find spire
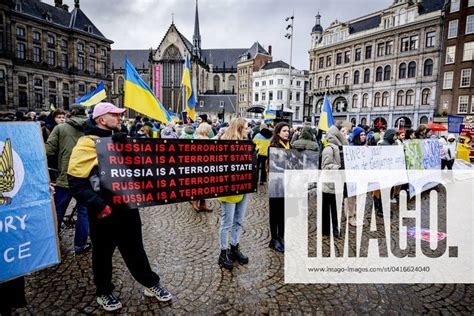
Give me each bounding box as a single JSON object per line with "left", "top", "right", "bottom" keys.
{"left": 316, "top": 12, "right": 321, "bottom": 26}
{"left": 74, "top": 0, "right": 80, "bottom": 9}
{"left": 193, "top": 0, "right": 201, "bottom": 58}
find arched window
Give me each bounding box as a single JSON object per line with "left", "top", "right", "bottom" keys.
{"left": 374, "top": 92, "right": 381, "bottom": 107}
{"left": 397, "top": 90, "right": 405, "bottom": 106}
{"left": 407, "top": 61, "right": 416, "bottom": 78}
{"left": 318, "top": 77, "right": 323, "bottom": 88}
{"left": 228, "top": 75, "right": 236, "bottom": 93}
{"left": 325, "top": 75, "right": 330, "bottom": 87}
{"left": 406, "top": 89, "right": 414, "bottom": 105}
{"left": 361, "top": 117, "right": 367, "bottom": 125}
{"left": 364, "top": 69, "right": 370, "bottom": 83}
{"left": 399, "top": 63, "right": 407, "bottom": 79}
{"left": 353, "top": 70, "right": 360, "bottom": 84}
{"left": 343, "top": 72, "right": 349, "bottom": 85}
{"left": 362, "top": 93, "right": 369, "bottom": 107}
{"left": 423, "top": 59, "right": 433, "bottom": 76}
{"left": 351, "top": 118, "right": 356, "bottom": 126}
{"left": 118, "top": 77, "right": 124, "bottom": 92}
{"left": 382, "top": 91, "right": 389, "bottom": 106}
{"left": 384, "top": 65, "right": 391, "bottom": 80}
{"left": 162, "top": 45, "right": 183, "bottom": 108}
{"left": 421, "top": 88, "right": 431, "bottom": 105}
{"left": 352, "top": 94, "right": 359, "bottom": 108}
{"left": 213, "top": 75, "right": 220, "bottom": 92}
{"left": 420, "top": 116, "right": 429, "bottom": 124}
{"left": 376, "top": 67, "right": 383, "bottom": 82}
{"left": 335, "top": 74, "right": 341, "bottom": 86}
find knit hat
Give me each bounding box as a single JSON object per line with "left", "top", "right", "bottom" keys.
{"left": 352, "top": 126, "right": 365, "bottom": 138}
{"left": 198, "top": 114, "right": 208, "bottom": 122}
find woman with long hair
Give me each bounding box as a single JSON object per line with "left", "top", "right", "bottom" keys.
{"left": 216, "top": 118, "right": 251, "bottom": 270}
{"left": 268, "top": 122, "right": 290, "bottom": 253}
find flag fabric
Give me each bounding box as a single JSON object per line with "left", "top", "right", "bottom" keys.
{"left": 170, "top": 112, "right": 180, "bottom": 122}
{"left": 124, "top": 58, "right": 170, "bottom": 123}
{"left": 263, "top": 100, "right": 276, "bottom": 123}
{"left": 318, "top": 95, "right": 335, "bottom": 132}
{"left": 181, "top": 54, "right": 197, "bottom": 121}
{"left": 75, "top": 82, "right": 107, "bottom": 107}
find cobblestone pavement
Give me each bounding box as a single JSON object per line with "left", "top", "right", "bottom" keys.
{"left": 15, "top": 185, "right": 473, "bottom": 314}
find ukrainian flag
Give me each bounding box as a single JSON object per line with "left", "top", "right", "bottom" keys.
{"left": 170, "top": 112, "right": 180, "bottom": 123}
{"left": 263, "top": 100, "right": 276, "bottom": 123}
{"left": 75, "top": 82, "right": 107, "bottom": 107}
{"left": 181, "top": 54, "right": 196, "bottom": 121}
{"left": 318, "top": 95, "right": 335, "bottom": 132}
{"left": 124, "top": 57, "right": 170, "bottom": 123}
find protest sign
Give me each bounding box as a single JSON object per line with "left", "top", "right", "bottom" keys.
{"left": 459, "top": 123, "right": 474, "bottom": 161}
{"left": 96, "top": 138, "right": 258, "bottom": 208}
{"left": 0, "top": 123, "right": 59, "bottom": 282}
{"left": 343, "top": 145, "right": 407, "bottom": 196}
{"left": 448, "top": 115, "right": 464, "bottom": 133}
{"left": 405, "top": 140, "right": 441, "bottom": 196}
{"left": 268, "top": 148, "right": 319, "bottom": 198}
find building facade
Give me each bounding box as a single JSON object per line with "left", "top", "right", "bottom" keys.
{"left": 309, "top": 0, "right": 445, "bottom": 129}
{"left": 0, "top": 0, "right": 113, "bottom": 112}
{"left": 251, "top": 60, "right": 304, "bottom": 123}
{"left": 437, "top": 0, "right": 474, "bottom": 122}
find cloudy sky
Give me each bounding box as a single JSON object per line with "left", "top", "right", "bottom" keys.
{"left": 46, "top": 0, "right": 390, "bottom": 70}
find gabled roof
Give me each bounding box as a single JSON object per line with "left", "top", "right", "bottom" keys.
{"left": 261, "top": 60, "right": 296, "bottom": 71}
{"left": 111, "top": 50, "right": 149, "bottom": 70}
{"left": 201, "top": 48, "right": 247, "bottom": 69}
{"left": 240, "top": 42, "right": 270, "bottom": 59}
{"left": 197, "top": 95, "right": 236, "bottom": 113}
{"left": 15, "top": 0, "right": 111, "bottom": 42}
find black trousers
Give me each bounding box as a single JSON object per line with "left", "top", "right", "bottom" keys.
{"left": 441, "top": 159, "right": 454, "bottom": 170}
{"left": 88, "top": 208, "right": 160, "bottom": 296}
{"left": 257, "top": 155, "right": 268, "bottom": 183}
{"left": 269, "top": 197, "right": 285, "bottom": 241}
{"left": 322, "top": 193, "right": 339, "bottom": 236}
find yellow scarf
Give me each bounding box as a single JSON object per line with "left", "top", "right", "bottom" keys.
{"left": 279, "top": 140, "right": 290, "bottom": 149}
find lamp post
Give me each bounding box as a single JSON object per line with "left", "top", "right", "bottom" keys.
{"left": 285, "top": 14, "right": 294, "bottom": 120}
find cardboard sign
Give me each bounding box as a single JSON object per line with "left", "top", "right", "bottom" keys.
{"left": 459, "top": 123, "right": 474, "bottom": 160}
{"left": 0, "top": 123, "right": 60, "bottom": 282}
{"left": 405, "top": 140, "right": 441, "bottom": 196}
{"left": 96, "top": 138, "right": 258, "bottom": 208}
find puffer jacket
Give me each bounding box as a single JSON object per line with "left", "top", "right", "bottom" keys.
{"left": 379, "top": 129, "right": 398, "bottom": 146}
{"left": 321, "top": 125, "right": 348, "bottom": 193}
{"left": 45, "top": 115, "right": 87, "bottom": 188}
{"left": 292, "top": 127, "right": 319, "bottom": 152}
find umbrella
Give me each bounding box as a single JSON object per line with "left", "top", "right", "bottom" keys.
{"left": 426, "top": 122, "right": 447, "bottom": 132}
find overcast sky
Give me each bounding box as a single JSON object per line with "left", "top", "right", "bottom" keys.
{"left": 46, "top": 0, "right": 390, "bottom": 70}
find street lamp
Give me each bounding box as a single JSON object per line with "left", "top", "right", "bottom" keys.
{"left": 285, "top": 14, "right": 294, "bottom": 120}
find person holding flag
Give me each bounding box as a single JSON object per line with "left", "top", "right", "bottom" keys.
{"left": 263, "top": 100, "right": 276, "bottom": 123}
{"left": 182, "top": 54, "right": 197, "bottom": 122}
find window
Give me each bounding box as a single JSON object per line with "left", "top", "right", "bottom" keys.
{"left": 401, "top": 37, "right": 410, "bottom": 52}
{"left": 32, "top": 31, "right": 41, "bottom": 41}
{"left": 78, "top": 56, "right": 84, "bottom": 70}
{"left": 100, "top": 61, "right": 106, "bottom": 75}
{"left": 317, "top": 77, "right": 322, "bottom": 88}
{"left": 296, "top": 81, "right": 301, "bottom": 87}
{"left": 47, "top": 51, "right": 55, "bottom": 66}
{"left": 363, "top": 69, "right": 370, "bottom": 83}
{"left": 79, "top": 83, "right": 85, "bottom": 93}
{"left": 325, "top": 76, "right": 330, "bottom": 87}
{"left": 255, "top": 93, "right": 259, "bottom": 102}
{"left": 16, "top": 26, "right": 25, "bottom": 37}
{"left": 296, "top": 92, "right": 300, "bottom": 102}
{"left": 409, "top": 36, "right": 419, "bottom": 50}
{"left": 61, "top": 39, "right": 68, "bottom": 48}
{"left": 406, "top": 90, "right": 414, "bottom": 106}
{"left": 61, "top": 54, "right": 68, "bottom": 68}
{"left": 277, "top": 79, "right": 283, "bottom": 85}
{"left": 446, "top": 46, "right": 456, "bottom": 64}
{"left": 262, "top": 81, "right": 266, "bottom": 86}
{"left": 262, "top": 92, "right": 266, "bottom": 101}
{"left": 77, "top": 42, "right": 84, "bottom": 51}
{"left": 18, "top": 76, "right": 27, "bottom": 85}
{"left": 470, "top": 0, "right": 474, "bottom": 7}
{"left": 318, "top": 57, "right": 324, "bottom": 69}
{"left": 89, "top": 46, "right": 96, "bottom": 54}
{"left": 421, "top": 88, "right": 430, "bottom": 105}
{"left": 376, "top": 67, "right": 383, "bottom": 82}
{"left": 374, "top": 92, "right": 381, "bottom": 107}
{"left": 33, "top": 47, "right": 41, "bottom": 63}
{"left": 335, "top": 74, "right": 341, "bottom": 85}
{"left": 382, "top": 92, "right": 389, "bottom": 106}
{"left": 47, "top": 35, "right": 55, "bottom": 45}
{"left": 385, "top": 41, "right": 393, "bottom": 55}
{"left": 326, "top": 55, "right": 332, "bottom": 67}
{"left": 269, "top": 80, "right": 274, "bottom": 85}
{"left": 384, "top": 65, "right": 391, "bottom": 80}
{"left": 407, "top": 61, "right": 416, "bottom": 78}
{"left": 362, "top": 94, "right": 369, "bottom": 108}
{"left": 365, "top": 45, "right": 372, "bottom": 59}
{"left": 19, "top": 91, "right": 27, "bottom": 107}
{"left": 49, "top": 81, "right": 56, "bottom": 89}
{"left": 352, "top": 94, "right": 358, "bottom": 108}
{"left": 269, "top": 91, "right": 273, "bottom": 101}
{"left": 425, "top": 32, "right": 435, "bottom": 48}
{"left": 16, "top": 43, "right": 25, "bottom": 59}
{"left": 100, "top": 48, "right": 106, "bottom": 57}
{"left": 467, "top": 16, "right": 474, "bottom": 34}
{"left": 458, "top": 96, "right": 469, "bottom": 113}
{"left": 377, "top": 43, "right": 384, "bottom": 57}
{"left": 448, "top": 20, "right": 458, "bottom": 39}
{"left": 355, "top": 48, "right": 361, "bottom": 61}
{"left": 399, "top": 63, "right": 407, "bottom": 79}
{"left": 353, "top": 70, "right": 360, "bottom": 84}
{"left": 89, "top": 58, "right": 95, "bottom": 73}
{"left": 34, "top": 78, "right": 42, "bottom": 87}
{"left": 443, "top": 71, "right": 454, "bottom": 89}
{"left": 343, "top": 72, "right": 349, "bottom": 85}
{"left": 397, "top": 91, "right": 405, "bottom": 106}
{"left": 199, "top": 100, "right": 204, "bottom": 107}
{"left": 451, "top": 0, "right": 460, "bottom": 13}
{"left": 460, "top": 69, "right": 472, "bottom": 87}
{"left": 63, "top": 83, "right": 69, "bottom": 91}
{"left": 463, "top": 42, "right": 474, "bottom": 61}
{"left": 336, "top": 53, "right": 342, "bottom": 65}
{"left": 344, "top": 51, "right": 350, "bottom": 63}
{"left": 277, "top": 90, "right": 283, "bottom": 100}
{"left": 63, "top": 95, "right": 69, "bottom": 109}
{"left": 34, "top": 93, "right": 43, "bottom": 107}
{"left": 424, "top": 59, "right": 433, "bottom": 76}
{"left": 255, "top": 81, "right": 259, "bottom": 87}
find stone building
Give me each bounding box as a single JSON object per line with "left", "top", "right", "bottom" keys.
{"left": 0, "top": 0, "right": 113, "bottom": 112}
{"left": 437, "top": 0, "right": 474, "bottom": 122}
{"left": 309, "top": 0, "right": 445, "bottom": 129}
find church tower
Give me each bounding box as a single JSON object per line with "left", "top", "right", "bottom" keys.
{"left": 193, "top": 0, "right": 201, "bottom": 58}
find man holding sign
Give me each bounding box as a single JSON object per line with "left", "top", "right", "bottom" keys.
{"left": 67, "top": 103, "right": 172, "bottom": 312}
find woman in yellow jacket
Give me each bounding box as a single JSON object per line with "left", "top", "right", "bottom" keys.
{"left": 216, "top": 118, "right": 251, "bottom": 271}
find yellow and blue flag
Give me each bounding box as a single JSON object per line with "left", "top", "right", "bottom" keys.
{"left": 181, "top": 54, "right": 196, "bottom": 121}
{"left": 124, "top": 57, "right": 170, "bottom": 123}
{"left": 75, "top": 82, "right": 107, "bottom": 107}
{"left": 318, "top": 95, "right": 335, "bottom": 132}
{"left": 169, "top": 112, "right": 180, "bottom": 123}
{"left": 263, "top": 100, "right": 276, "bottom": 123}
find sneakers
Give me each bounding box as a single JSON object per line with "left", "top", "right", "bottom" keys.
{"left": 97, "top": 294, "right": 122, "bottom": 312}
{"left": 144, "top": 284, "right": 173, "bottom": 302}
{"left": 74, "top": 243, "right": 91, "bottom": 255}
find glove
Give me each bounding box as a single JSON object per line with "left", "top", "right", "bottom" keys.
{"left": 111, "top": 132, "right": 128, "bottom": 143}
{"left": 97, "top": 205, "right": 112, "bottom": 219}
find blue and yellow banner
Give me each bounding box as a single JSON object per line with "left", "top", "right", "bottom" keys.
{"left": 181, "top": 54, "right": 196, "bottom": 121}
{"left": 318, "top": 95, "right": 335, "bottom": 132}
{"left": 75, "top": 82, "right": 107, "bottom": 107}
{"left": 263, "top": 100, "right": 276, "bottom": 123}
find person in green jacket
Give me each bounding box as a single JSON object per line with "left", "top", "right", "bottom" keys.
{"left": 45, "top": 105, "right": 90, "bottom": 254}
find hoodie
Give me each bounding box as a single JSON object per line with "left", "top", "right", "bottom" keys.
{"left": 292, "top": 127, "right": 319, "bottom": 152}
{"left": 252, "top": 128, "right": 273, "bottom": 156}
{"left": 379, "top": 129, "right": 398, "bottom": 146}
{"left": 321, "top": 126, "right": 348, "bottom": 193}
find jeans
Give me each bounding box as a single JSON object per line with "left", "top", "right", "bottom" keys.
{"left": 219, "top": 194, "right": 249, "bottom": 250}
{"left": 54, "top": 186, "right": 89, "bottom": 251}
